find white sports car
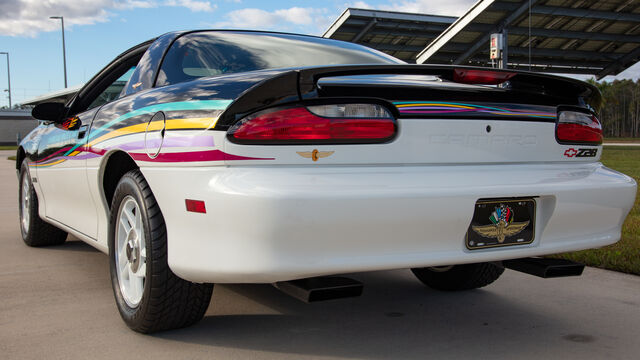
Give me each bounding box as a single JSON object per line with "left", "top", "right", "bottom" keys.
{"left": 18, "top": 30, "right": 637, "bottom": 333}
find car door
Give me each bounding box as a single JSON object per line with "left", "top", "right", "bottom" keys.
{"left": 36, "top": 107, "right": 99, "bottom": 239}
{"left": 36, "top": 66, "right": 138, "bottom": 240}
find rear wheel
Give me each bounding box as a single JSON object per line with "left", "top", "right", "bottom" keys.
{"left": 18, "top": 161, "right": 67, "bottom": 247}
{"left": 109, "top": 169, "right": 213, "bottom": 333}
{"left": 411, "top": 262, "right": 504, "bottom": 291}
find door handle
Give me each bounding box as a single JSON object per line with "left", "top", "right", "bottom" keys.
{"left": 78, "top": 125, "right": 88, "bottom": 139}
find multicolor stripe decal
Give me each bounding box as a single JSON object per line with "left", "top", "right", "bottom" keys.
{"left": 32, "top": 99, "right": 274, "bottom": 167}
{"left": 63, "top": 100, "right": 234, "bottom": 156}
{"left": 394, "top": 101, "right": 556, "bottom": 119}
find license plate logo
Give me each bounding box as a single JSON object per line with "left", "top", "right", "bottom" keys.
{"left": 472, "top": 204, "right": 529, "bottom": 243}
{"left": 466, "top": 199, "right": 535, "bottom": 250}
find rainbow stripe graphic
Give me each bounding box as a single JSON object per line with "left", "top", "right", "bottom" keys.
{"left": 394, "top": 101, "right": 556, "bottom": 119}
{"left": 31, "top": 99, "right": 273, "bottom": 167}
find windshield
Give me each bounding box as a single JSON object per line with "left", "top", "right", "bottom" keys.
{"left": 156, "top": 31, "right": 404, "bottom": 87}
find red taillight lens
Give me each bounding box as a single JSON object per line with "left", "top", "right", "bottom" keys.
{"left": 556, "top": 111, "right": 602, "bottom": 145}
{"left": 228, "top": 104, "right": 396, "bottom": 144}
{"left": 453, "top": 68, "right": 516, "bottom": 85}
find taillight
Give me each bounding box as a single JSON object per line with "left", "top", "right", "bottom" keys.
{"left": 556, "top": 110, "right": 602, "bottom": 145}
{"left": 453, "top": 68, "right": 516, "bottom": 85}
{"left": 227, "top": 103, "right": 396, "bottom": 144}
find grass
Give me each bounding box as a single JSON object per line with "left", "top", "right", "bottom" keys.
{"left": 0, "top": 145, "right": 18, "bottom": 150}
{"left": 552, "top": 146, "right": 640, "bottom": 275}
{"left": 8, "top": 156, "right": 16, "bottom": 161}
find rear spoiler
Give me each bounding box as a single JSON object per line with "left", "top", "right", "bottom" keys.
{"left": 216, "top": 65, "right": 601, "bottom": 130}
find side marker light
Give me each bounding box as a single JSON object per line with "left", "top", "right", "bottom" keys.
{"left": 185, "top": 199, "right": 206, "bottom": 213}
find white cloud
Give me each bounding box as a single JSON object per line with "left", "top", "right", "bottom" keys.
{"left": 215, "top": 7, "right": 329, "bottom": 32}
{"left": 164, "top": 0, "right": 217, "bottom": 12}
{"left": 0, "top": 0, "right": 217, "bottom": 37}
{"left": 347, "top": 2, "right": 374, "bottom": 9}
{"left": 114, "top": 1, "right": 156, "bottom": 10}
{"left": 380, "top": 0, "right": 475, "bottom": 16}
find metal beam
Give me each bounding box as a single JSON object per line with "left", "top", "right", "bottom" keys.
{"left": 371, "top": 23, "right": 452, "bottom": 34}
{"left": 346, "top": 7, "right": 456, "bottom": 24}
{"left": 532, "top": 5, "right": 640, "bottom": 23}
{"left": 352, "top": 18, "right": 377, "bottom": 43}
{"left": 415, "top": 0, "right": 496, "bottom": 63}
{"left": 508, "top": 26, "right": 640, "bottom": 43}
{"left": 366, "top": 43, "right": 427, "bottom": 52}
{"left": 334, "top": 27, "right": 446, "bottom": 39}
{"left": 597, "top": 45, "right": 640, "bottom": 79}
{"left": 323, "top": 8, "right": 352, "bottom": 38}
{"left": 432, "top": 42, "right": 622, "bottom": 61}
{"left": 451, "top": 0, "right": 541, "bottom": 65}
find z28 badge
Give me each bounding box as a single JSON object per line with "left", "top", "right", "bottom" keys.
{"left": 564, "top": 148, "right": 597, "bottom": 158}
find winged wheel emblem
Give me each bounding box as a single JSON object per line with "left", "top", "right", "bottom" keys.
{"left": 297, "top": 149, "right": 334, "bottom": 162}
{"left": 472, "top": 205, "right": 529, "bottom": 243}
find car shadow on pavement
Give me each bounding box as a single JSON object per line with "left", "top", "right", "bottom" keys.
{"left": 45, "top": 238, "right": 101, "bottom": 253}
{"left": 154, "top": 270, "right": 571, "bottom": 359}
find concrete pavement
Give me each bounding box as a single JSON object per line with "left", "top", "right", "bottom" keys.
{"left": 1, "top": 150, "right": 639, "bottom": 359}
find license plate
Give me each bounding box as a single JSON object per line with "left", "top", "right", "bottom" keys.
{"left": 466, "top": 198, "right": 536, "bottom": 250}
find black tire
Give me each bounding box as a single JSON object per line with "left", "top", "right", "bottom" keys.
{"left": 411, "top": 262, "right": 504, "bottom": 291}
{"left": 18, "top": 161, "right": 67, "bottom": 247}
{"left": 109, "top": 169, "right": 213, "bottom": 333}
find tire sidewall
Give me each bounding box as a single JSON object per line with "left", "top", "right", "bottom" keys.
{"left": 108, "top": 172, "right": 154, "bottom": 325}
{"left": 19, "top": 161, "right": 36, "bottom": 242}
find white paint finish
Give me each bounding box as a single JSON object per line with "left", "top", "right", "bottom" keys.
{"left": 141, "top": 162, "right": 636, "bottom": 283}
{"left": 38, "top": 162, "right": 99, "bottom": 239}
{"left": 223, "top": 120, "right": 601, "bottom": 166}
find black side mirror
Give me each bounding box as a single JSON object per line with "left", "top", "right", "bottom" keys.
{"left": 32, "top": 102, "right": 80, "bottom": 130}
{"left": 32, "top": 102, "right": 67, "bottom": 121}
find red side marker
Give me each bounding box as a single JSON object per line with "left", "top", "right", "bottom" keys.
{"left": 185, "top": 199, "right": 206, "bottom": 213}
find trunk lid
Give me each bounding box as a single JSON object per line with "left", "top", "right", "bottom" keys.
{"left": 221, "top": 65, "right": 602, "bottom": 166}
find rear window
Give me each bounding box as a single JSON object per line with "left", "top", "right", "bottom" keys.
{"left": 156, "top": 31, "right": 403, "bottom": 87}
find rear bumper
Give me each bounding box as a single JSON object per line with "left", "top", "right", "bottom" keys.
{"left": 141, "top": 163, "right": 636, "bottom": 283}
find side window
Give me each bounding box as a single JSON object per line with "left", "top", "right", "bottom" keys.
{"left": 86, "top": 66, "right": 136, "bottom": 110}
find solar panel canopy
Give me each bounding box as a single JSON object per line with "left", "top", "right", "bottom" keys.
{"left": 324, "top": 1, "right": 640, "bottom": 79}
{"left": 323, "top": 8, "right": 456, "bottom": 62}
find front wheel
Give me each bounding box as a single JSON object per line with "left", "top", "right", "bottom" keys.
{"left": 109, "top": 169, "right": 213, "bottom": 333}
{"left": 411, "top": 262, "right": 504, "bottom": 291}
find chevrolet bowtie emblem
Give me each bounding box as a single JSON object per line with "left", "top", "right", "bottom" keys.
{"left": 297, "top": 149, "right": 334, "bottom": 161}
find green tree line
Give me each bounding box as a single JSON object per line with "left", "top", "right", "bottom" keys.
{"left": 588, "top": 78, "right": 640, "bottom": 138}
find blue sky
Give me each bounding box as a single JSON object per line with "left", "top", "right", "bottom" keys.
{"left": 1, "top": 0, "right": 639, "bottom": 107}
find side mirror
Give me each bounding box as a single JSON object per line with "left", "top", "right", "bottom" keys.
{"left": 32, "top": 102, "right": 81, "bottom": 130}
{"left": 32, "top": 102, "right": 67, "bottom": 121}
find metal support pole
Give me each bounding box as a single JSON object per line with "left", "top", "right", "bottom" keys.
{"left": 501, "top": 30, "right": 508, "bottom": 69}
{"left": 0, "top": 52, "right": 11, "bottom": 108}
{"left": 5, "top": 53, "right": 10, "bottom": 108}
{"left": 50, "top": 16, "right": 68, "bottom": 88}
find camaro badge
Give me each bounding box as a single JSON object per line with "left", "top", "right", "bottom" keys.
{"left": 472, "top": 204, "right": 530, "bottom": 243}
{"left": 297, "top": 149, "right": 334, "bottom": 162}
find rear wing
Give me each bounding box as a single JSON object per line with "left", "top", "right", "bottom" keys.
{"left": 216, "top": 65, "right": 601, "bottom": 130}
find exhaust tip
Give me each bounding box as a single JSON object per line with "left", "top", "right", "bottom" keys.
{"left": 274, "top": 276, "right": 363, "bottom": 303}
{"left": 504, "top": 257, "right": 585, "bottom": 278}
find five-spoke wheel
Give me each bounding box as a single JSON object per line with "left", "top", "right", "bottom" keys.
{"left": 115, "top": 196, "right": 147, "bottom": 308}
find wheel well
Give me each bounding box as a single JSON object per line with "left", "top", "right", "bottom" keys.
{"left": 16, "top": 147, "right": 25, "bottom": 170}
{"left": 103, "top": 151, "right": 139, "bottom": 209}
